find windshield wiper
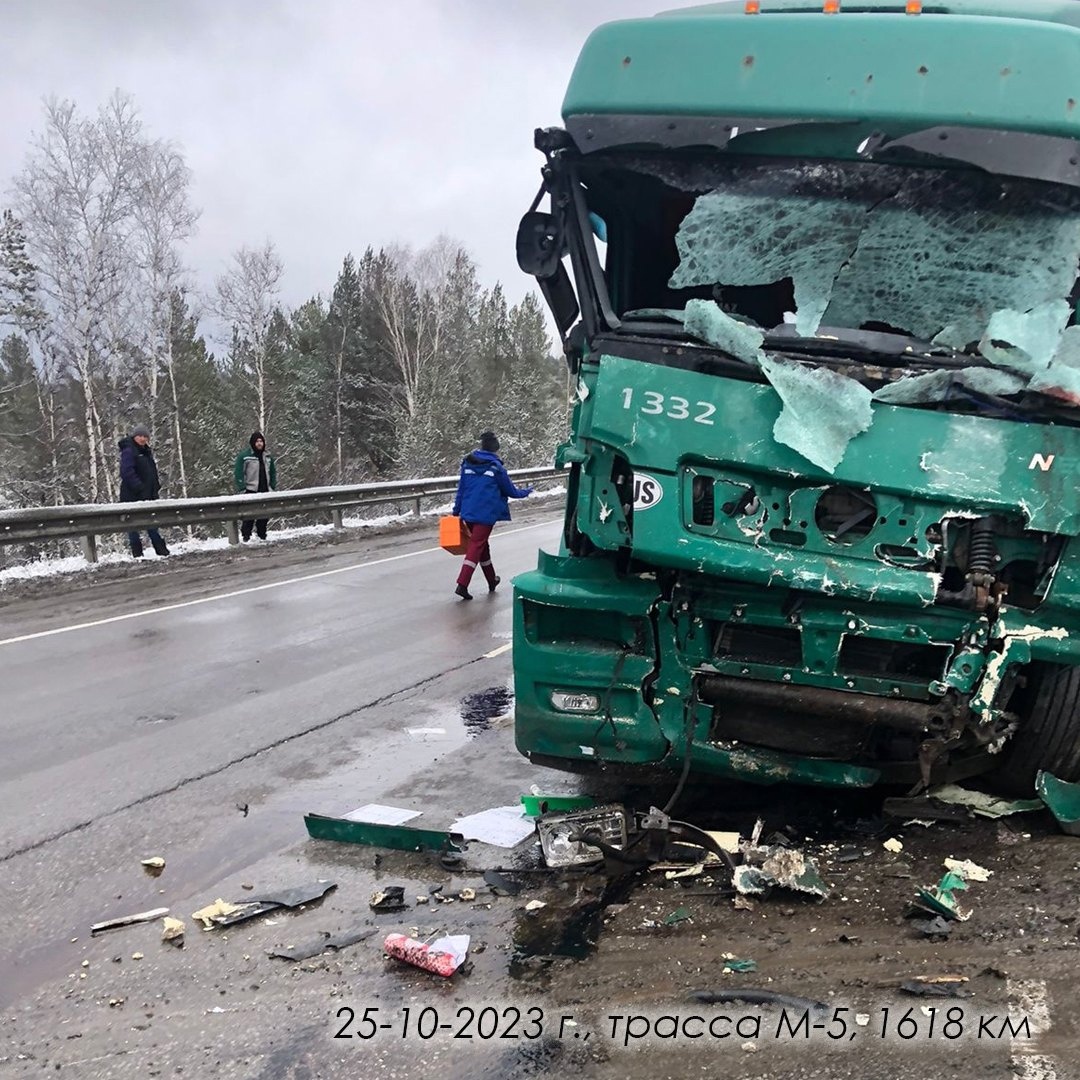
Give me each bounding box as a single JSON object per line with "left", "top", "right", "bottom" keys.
{"left": 763, "top": 325, "right": 990, "bottom": 370}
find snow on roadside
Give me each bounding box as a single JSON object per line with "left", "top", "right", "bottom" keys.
{"left": 0, "top": 486, "right": 565, "bottom": 587}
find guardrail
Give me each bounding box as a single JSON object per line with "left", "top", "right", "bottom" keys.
{"left": 0, "top": 466, "right": 564, "bottom": 563}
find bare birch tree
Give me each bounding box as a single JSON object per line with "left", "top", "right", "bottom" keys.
{"left": 215, "top": 241, "right": 283, "bottom": 431}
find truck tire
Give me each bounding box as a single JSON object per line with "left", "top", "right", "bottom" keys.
{"left": 992, "top": 663, "right": 1080, "bottom": 796}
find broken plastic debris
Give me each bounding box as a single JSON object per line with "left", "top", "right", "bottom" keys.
{"left": 682, "top": 299, "right": 764, "bottom": 363}
{"left": 721, "top": 957, "right": 757, "bottom": 973}
{"left": 91, "top": 907, "right": 170, "bottom": 935}
{"left": 943, "top": 857, "right": 992, "bottom": 882}
{"left": 759, "top": 354, "right": 873, "bottom": 473}
{"left": 537, "top": 804, "right": 629, "bottom": 867}
{"left": 161, "top": 917, "right": 185, "bottom": 944}
{"left": 459, "top": 888, "right": 476, "bottom": 902}
{"left": 524, "top": 900, "right": 547, "bottom": 913}
{"left": 910, "top": 870, "right": 972, "bottom": 922}
{"left": 910, "top": 915, "right": 953, "bottom": 939}
{"left": 369, "top": 887, "right": 407, "bottom": 913}
{"left": 928, "top": 784, "right": 1043, "bottom": 819}
{"left": 342, "top": 804, "right": 422, "bottom": 826}
{"left": 520, "top": 792, "right": 597, "bottom": 818}
{"left": 663, "top": 907, "right": 692, "bottom": 926}
{"left": 192, "top": 899, "right": 249, "bottom": 930}
{"left": 304, "top": 813, "right": 464, "bottom": 854}
{"left": 482, "top": 869, "right": 522, "bottom": 896}
{"left": 1035, "top": 770, "right": 1080, "bottom": 836}
{"left": 269, "top": 928, "right": 375, "bottom": 962}
{"left": 384, "top": 933, "right": 469, "bottom": 977}
{"left": 900, "top": 976, "right": 969, "bottom": 999}
{"left": 883, "top": 838, "right": 904, "bottom": 854}
{"left": 140, "top": 856, "right": 166, "bottom": 877}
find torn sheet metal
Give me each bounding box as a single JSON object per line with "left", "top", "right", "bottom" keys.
{"left": 1036, "top": 770, "right": 1080, "bottom": 836}
{"left": 269, "top": 928, "right": 376, "bottom": 962}
{"left": 304, "top": 812, "right": 465, "bottom": 853}
{"left": 910, "top": 870, "right": 972, "bottom": 922}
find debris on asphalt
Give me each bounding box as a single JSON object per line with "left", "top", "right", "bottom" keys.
{"left": 883, "top": 838, "right": 904, "bottom": 853}
{"left": 910, "top": 870, "right": 972, "bottom": 922}
{"left": 383, "top": 933, "right": 469, "bottom": 977}
{"left": 721, "top": 955, "right": 757, "bottom": 973}
{"left": 161, "top": 917, "right": 185, "bottom": 945}
{"left": 520, "top": 792, "right": 597, "bottom": 818}
{"left": 483, "top": 869, "right": 522, "bottom": 896}
{"left": 451, "top": 805, "right": 536, "bottom": 848}
{"left": 928, "top": 784, "right": 1043, "bottom": 819}
{"left": 900, "top": 976, "right": 969, "bottom": 998}
{"left": 1036, "top": 770, "right": 1080, "bottom": 836}
{"left": 131, "top": 952, "right": 144, "bottom": 960}
{"left": 193, "top": 899, "right": 248, "bottom": 929}
{"left": 910, "top": 915, "right": 953, "bottom": 938}
{"left": 90, "top": 907, "right": 170, "bottom": 936}
{"left": 537, "top": 804, "right": 629, "bottom": 867}
{"left": 459, "top": 888, "right": 476, "bottom": 902}
{"left": 663, "top": 907, "right": 692, "bottom": 926}
{"left": 193, "top": 881, "right": 337, "bottom": 929}
{"left": 943, "top": 857, "right": 992, "bottom": 882}
{"left": 369, "top": 886, "right": 407, "bottom": 912}
{"left": 689, "top": 988, "right": 829, "bottom": 1012}
{"left": 269, "top": 928, "right": 376, "bottom": 962}
{"left": 883, "top": 796, "right": 970, "bottom": 823}
{"left": 733, "top": 895, "right": 756, "bottom": 912}
{"left": 524, "top": 900, "right": 547, "bottom": 913}
{"left": 304, "top": 813, "right": 465, "bottom": 854}
{"left": 140, "top": 856, "right": 166, "bottom": 876}
{"left": 737, "top": 847, "right": 830, "bottom": 900}
{"left": 341, "top": 803, "right": 422, "bottom": 826}
{"left": 664, "top": 863, "right": 705, "bottom": 880}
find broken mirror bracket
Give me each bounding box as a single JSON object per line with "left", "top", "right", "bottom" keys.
{"left": 304, "top": 813, "right": 466, "bottom": 855}
{"left": 537, "top": 804, "right": 630, "bottom": 867}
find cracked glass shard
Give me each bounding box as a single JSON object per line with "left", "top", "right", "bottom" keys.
{"left": 978, "top": 301, "right": 1072, "bottom": 374}
{"left": 759, "top": 355, "right": 873, "bottom": 473}
{"left": 1029, "top": 325, "right": 1080, "bottom": 405}
{"left": 668, "top": 165, "right": 877, "bottom": 336}
{"left": 826, "top": 173, "right": 1080, "bottom": 344}
{"left": 682, "top": 299, "right": 764, "bottom": 363}
{"left": 874, "top": 367, "right": 1027, "bottom": 405}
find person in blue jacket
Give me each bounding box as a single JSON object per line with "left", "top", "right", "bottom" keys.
{"left": 451, "top": 431, "right": 532, "bottom": 599}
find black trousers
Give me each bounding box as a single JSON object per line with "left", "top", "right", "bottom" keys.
{"left": 241, "top": 518, "right": 268, "bottom": 540}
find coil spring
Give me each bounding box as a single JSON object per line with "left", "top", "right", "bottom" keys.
{"left": 968, "top": 520, "right": 997, "bottom": 576}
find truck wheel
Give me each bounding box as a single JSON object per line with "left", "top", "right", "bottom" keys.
{"left": 992, "top": 663, "right": 1080, "bottom": 796}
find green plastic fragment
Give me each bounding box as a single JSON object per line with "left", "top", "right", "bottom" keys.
{"left": 304, "top": 813, "right": 464, "bottom": 853}
{"left": 759, "top": 355, "right": 873, "bottom": 473}
{"left": 520, "top": 793, "right": 598, "bottom": 818}
{"left": 1035, "top": 770, "right": 1080, "bottom": 837}
{"left": 722, "top": 958, "right": 757, "bottom": 973}
{"left": 663, "top": 907, "right": 692, "bottom": 926}
{"left": 682, "top": 299, "right": 764, "bottom": 364}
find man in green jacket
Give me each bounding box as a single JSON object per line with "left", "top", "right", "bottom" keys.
{"left": 234, "top": 431, "right": 277, "bottom": 540}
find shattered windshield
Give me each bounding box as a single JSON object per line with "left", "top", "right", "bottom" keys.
{"left": 579, "top": 155, "right": 1080, "bottom": 470}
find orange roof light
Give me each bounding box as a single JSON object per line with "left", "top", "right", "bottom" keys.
{"left": 823, "top": 0, "right": 841, "bottom": 12}
{"left": 906, "top": 0, "right": 923, "bottom": 11}
{"left": 744, "top": 0, "right": 761, "bottom": 11}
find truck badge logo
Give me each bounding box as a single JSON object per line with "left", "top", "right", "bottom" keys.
{"left": 1029, "top": 453, "right": 1056, "bottom": 472}
{"left": 633, "top": 473, "right": 664, "bottom": 510}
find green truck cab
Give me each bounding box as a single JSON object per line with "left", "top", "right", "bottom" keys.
{"left": 513, "top": 0, "right": 1080, "bottom": 794}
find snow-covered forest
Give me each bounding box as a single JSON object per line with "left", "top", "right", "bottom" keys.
{"left": 0, "top": 93, "right": 568, "bottom": 509}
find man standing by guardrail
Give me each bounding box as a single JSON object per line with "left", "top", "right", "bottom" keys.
{"left": 118, "top": 425, "right": 169, "bottom": 559}
{"left": 234, "top": 431, "right": 277, "bottom": 541}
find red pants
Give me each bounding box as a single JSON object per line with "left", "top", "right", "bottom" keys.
{"left": 457, "top": 522, "right": 497, "bottom": 588}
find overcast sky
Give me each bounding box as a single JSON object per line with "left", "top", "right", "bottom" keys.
{"left": 3, "top": 0, "right": 661, "bottom": 320}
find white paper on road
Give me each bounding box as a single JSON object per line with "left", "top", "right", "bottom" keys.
{"left": 406, "top": 727, "right": 447, "bottom": 738}
{"left": 451, "top": 805, "right": 536, "bottom": 848}
{"left": 430, "top": 934, "right": 470, "bottom": 972}
{"left": 342, "top": 804, "right": 422, "bottom": 825}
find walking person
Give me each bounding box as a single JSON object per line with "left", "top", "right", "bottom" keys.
{"left": 451, "top": 431, "right": 532, "bottom": 600}
{"left": 234, "top": 431, "right": 277, "bottom": 540}
{"left": 118, "top": 425, "right": 169, "bottom": 558}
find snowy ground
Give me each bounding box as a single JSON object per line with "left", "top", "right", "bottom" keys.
{"left": 0, "top": 487, "right": 566, "bottom": 587}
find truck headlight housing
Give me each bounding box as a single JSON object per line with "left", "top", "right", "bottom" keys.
{"left": 551, "top": 691, "right": 600, "bottom": 713}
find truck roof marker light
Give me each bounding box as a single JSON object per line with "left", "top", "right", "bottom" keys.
{"left": 823, "top": 0, "right": 840, "bottom": 12}
{"left": 744, "top": 1, "right": 760, "bottom": 12}
{"left": 906, "top": 0, "right": 923, "bottom": 12}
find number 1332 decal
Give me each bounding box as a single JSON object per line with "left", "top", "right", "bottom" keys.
{"left": 621, "top": 387, "right": 715, "bottom": 425}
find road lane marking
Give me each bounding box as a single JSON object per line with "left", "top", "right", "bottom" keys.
{"left": 1009, "top": 979, "right": 1057, "bottom": 1080}
{"left": 0, "top": 520, "right": 556, "bottom": 649}
{"left": 483, "top": 643, "right": 513, "bottom": 659}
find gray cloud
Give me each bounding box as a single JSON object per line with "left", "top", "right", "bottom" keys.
{"left": 3, "top": 0, "right": 660, "bottom": 314}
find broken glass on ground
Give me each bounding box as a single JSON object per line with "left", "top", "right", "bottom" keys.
{"left": 269, "top": 928, "right": 375, "bottom": 962}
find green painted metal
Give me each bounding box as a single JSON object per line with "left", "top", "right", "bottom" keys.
{"left": 513, "top": 1, "right": 1080, "bottom": 791}
{"left": 1035, "top": 770, "right": 1080, "bottom": 835}
{"left": 304, "top": 813, "right": 464, "bottom": 853}
{"left": 520, "top": 793, "right": 598, "bottom": 817}
{"left": 565, "top": 11, "right": 1080, "bottom": 138}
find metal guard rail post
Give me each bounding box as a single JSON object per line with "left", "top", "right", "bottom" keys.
{"left": 0, "top": 466, "right": 564, "bottom": 563}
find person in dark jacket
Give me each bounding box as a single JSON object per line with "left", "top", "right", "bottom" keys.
{"left": 118, "top": 425, "right": 169, "bottom": 558}
{"left": 451, "top": 431, "right": 532, "bottom": 600}
{"left": 233, "top": 431, "right": 277, "bottom": 541}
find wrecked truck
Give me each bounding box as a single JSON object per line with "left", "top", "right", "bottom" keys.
{"left": 512, "top": 0, "right": 1080, "bottom": 795}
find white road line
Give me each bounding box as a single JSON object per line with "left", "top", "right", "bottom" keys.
{"left": 0, "top": 520, "right": 554, "bottom": 649}
{"left": 483, "top": 642, "right": 513, "bottom": 659}
{"left": 1009, "top": 979, "right": 1057, "bottom": 1080}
